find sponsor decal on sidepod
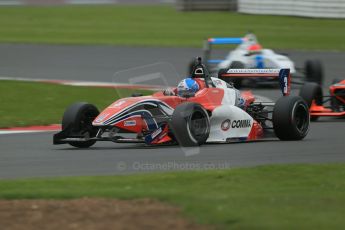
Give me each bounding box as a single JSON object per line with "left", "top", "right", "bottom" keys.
{"left": 221, "top": 119, "right": 231, "bottom": 131}
{"left": 221, "top": 119, "right": 252, "bottom": 131}
{"left": 124, "top": 120, "right": 137, "bottom": 126}
{"left": 231, "top": 119, "right": 251, "bottom": 128}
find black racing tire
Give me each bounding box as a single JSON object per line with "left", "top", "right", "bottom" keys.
{"left": 273, "top": 96, "right": 310, "bottom": 140}
{"left": 62, "top": 102, "right": 100, "bottom": 148}
{"left": 218, "top": 68, "right": 227, "bottom": 78}
{"left": 305, "top": 59, "right": 323, "bottom": 85}
{"left": 229, "top": 61, "right": 245, "bottom": 89}
{"left": 299, "top": 82, "right": 323, "bottom": 121}
{"left": 170, "top": 102, "right": 210, "bottom": 147}
{"left": 299, "top": 82, "right": 323, "bottom": 107}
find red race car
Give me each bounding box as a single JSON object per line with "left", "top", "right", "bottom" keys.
{"left": 54, "top": 58, "right": 310, "bottom": 148}
{"left": 299, "top": 79, "right": 345, "bottom": 121}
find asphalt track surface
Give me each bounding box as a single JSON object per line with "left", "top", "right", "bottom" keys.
{"left": 0, "top": 44, "right": 345, "bottom": 179}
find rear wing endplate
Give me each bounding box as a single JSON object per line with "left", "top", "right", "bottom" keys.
{"left": 219, "top": 69, "right": 291, "bottom": 96}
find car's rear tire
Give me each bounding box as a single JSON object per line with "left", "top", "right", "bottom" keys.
{"left": 273, "top": 96, "right": 310, "bottom": 140}
{"left": 62, "top": 102, "right": 100, "bottom": 148}
{"left": 299, "top": 82, "right": 323, "bottom": 121}
{"left": 305, "top": 59, "right": 323, "bottom": 85}
{"left": 299, "top": 82, "right": 323, "bottom": 107}
{"left": 170, "top": 102, "right": 210, "bottom": 147}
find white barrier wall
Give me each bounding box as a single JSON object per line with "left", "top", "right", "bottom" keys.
{"left": 239, "top": 0, "right": 345, "bottom": 18}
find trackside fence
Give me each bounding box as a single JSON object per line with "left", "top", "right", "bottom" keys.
{"left": 238, "top": 0, "right": 345, "bottom": 19}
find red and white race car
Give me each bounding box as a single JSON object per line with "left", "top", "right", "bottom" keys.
{"left": 54, "top": 58, "right": 310, "bottom": 147}
{"left": 299, "top": 79, "right": 345, "bottom": 121}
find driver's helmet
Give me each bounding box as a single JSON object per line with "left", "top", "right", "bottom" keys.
{"left": 247, "top": 44, "right": 262, "bottom": 53}
{"left": 177, "top": 78, "right": 200, "bottom": 97}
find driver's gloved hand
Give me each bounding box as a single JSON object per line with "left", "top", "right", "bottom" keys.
{"left": 163, "top": 88, "right": 175, "bottom": 96}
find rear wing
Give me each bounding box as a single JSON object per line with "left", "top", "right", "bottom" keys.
{"left": 204, "top": 37, "right": 245, "bottom": 65}
{"left": 207, "top": 37, "right": 244, "bottom": 45}
{"left": 219, "top": 69, "right": 291, "bottom": 96}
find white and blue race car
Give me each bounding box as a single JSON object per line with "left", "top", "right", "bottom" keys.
{"left": 189, "top": 33, "right": 323, "bottom": 88}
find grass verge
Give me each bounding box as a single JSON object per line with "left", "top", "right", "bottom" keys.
{"left": 0, "top": 80, "right": 149, "bottom": 128}
{"left": 0, "top": 5, "right": 344, "bottom": 50}
{"left": 0, "top": 163, "right": 345, "bottom": 229}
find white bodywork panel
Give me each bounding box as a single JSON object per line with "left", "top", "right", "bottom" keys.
{"left": 206, "top": 77, "right": 254, "bottom": 143}
{"left": 207, "top": 105, "right": 254, "bottom": 143}
{"left": 217, "top": 35, "right": 296, "bottom": 73}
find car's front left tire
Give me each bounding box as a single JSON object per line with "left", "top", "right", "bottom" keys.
{"left": 61, "top": 102, "right": 100, "bottom": 148}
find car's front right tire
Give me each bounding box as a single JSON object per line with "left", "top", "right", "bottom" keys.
{"left": 273, "top": 96, "right": 310, "bottom": 140}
